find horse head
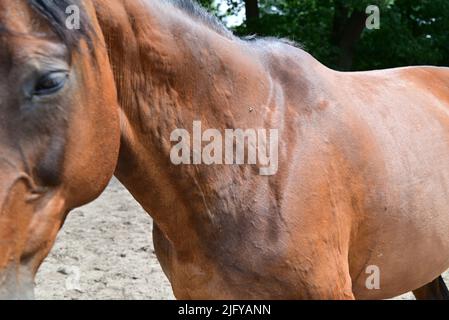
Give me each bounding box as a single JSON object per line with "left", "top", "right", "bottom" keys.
{"left": 0, "top": 0, "right": 120, "bottom": 299}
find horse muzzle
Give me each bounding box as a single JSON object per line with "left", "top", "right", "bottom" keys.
{"left": 0, "top": 268, "right": 35, "bottom": 300}
{"left": 0, "top": 160, "right": 38, "bottom": 300}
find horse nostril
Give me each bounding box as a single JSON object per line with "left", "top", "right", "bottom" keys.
{"left": 25, "top": 193, "right": 43, "bottom": 203}
{"left": 25, "top": 187, "right": 49, "bottom": 203}
{"left": 12, "top": 174, "right": 49, "bottom": 203}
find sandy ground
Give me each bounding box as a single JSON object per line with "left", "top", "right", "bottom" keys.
{"left": 35, "top": 179, "right": 448, "bottom": 300}
{"left": 35, "top": 178, "right": 174, "bottom": 300}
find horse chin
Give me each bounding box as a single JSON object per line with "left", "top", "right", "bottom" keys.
{"left": 0, "top": 268, "right": 36, "bottom": 300}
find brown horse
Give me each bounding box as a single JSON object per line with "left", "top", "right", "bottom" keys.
{"left": 1, "top": 0, "right": 449, "bottom": 300}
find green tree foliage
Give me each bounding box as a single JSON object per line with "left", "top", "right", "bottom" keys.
{"left": 199, "top": 0, "right": 449, "bottom": 71}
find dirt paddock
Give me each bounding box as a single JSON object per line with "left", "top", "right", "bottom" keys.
{"left": 35, "top": 179, "right": 448, "bottom": 300}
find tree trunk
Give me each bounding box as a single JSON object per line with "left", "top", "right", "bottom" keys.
{"left": 245, "top": 0, "right": 260, "bottom": 33}
{"left": 331, "top": 1, "right": 367, "bottom": 70}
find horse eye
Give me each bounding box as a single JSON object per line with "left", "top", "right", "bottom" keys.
{"left": 33, "top": 72, "right": 68, "bottom": 96}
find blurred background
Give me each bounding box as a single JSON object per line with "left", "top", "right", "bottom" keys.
{"left": 198, "top": 0, "right": 449, "bottom": 71}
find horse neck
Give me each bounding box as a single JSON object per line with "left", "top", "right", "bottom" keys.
{"left": 94, "top": 0, "right": 274, "bottom": 238}
{"left": 95, "top": 0, "right": 268, "bottom": 120}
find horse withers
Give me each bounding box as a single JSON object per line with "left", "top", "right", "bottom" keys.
{"left": 1, "top": 0, "right": 449, "bottom": 299}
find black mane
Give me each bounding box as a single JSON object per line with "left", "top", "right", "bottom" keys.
{"left": 169, "top": 0, "right": 235, "bottom": 39}
{"left": 28, "top": 0, "right": 92, "bottom": 49}
{"left": 25, "top": 0, "right": 296, "bottom": 51}
{"left": 27, "top": 0, "right": 233, "bottom": 46}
